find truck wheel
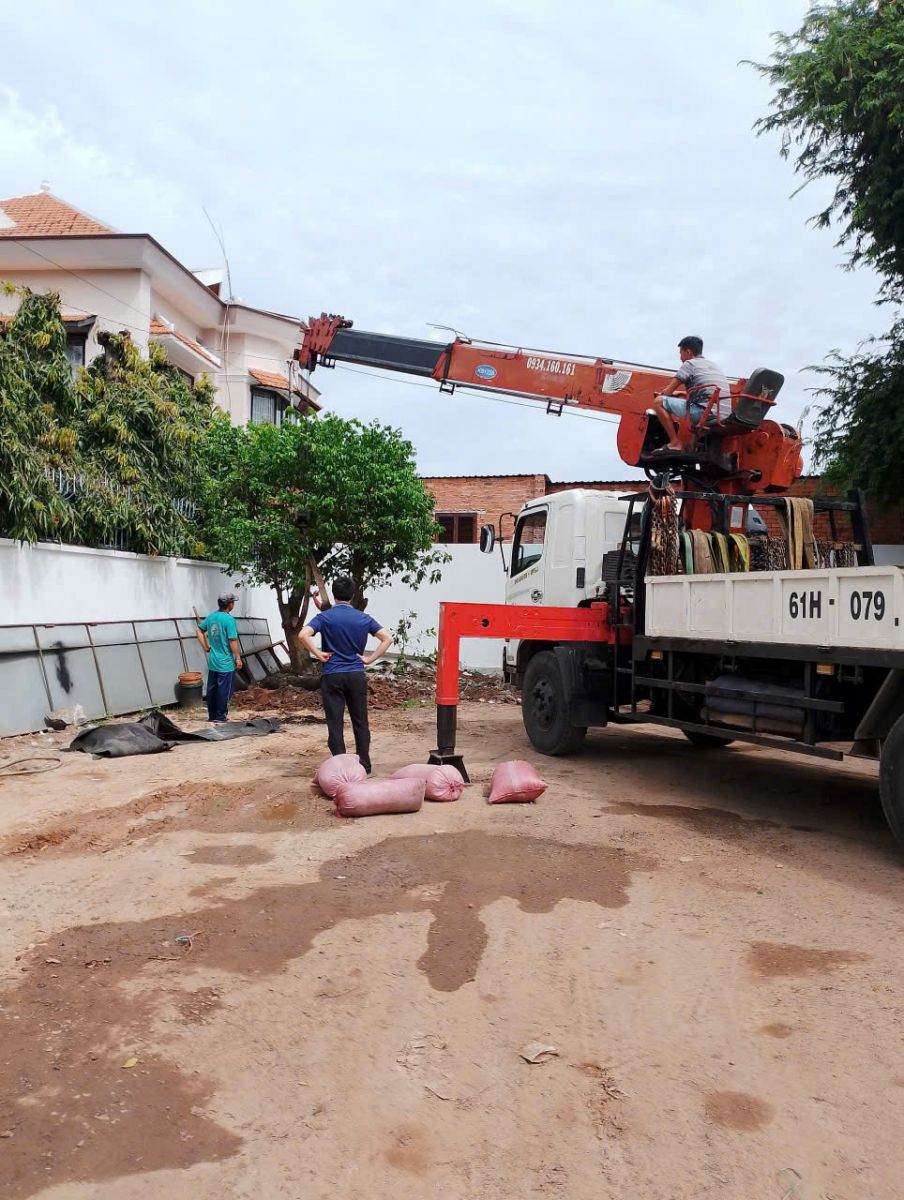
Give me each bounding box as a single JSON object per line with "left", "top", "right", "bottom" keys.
{"left": 879, "top": 713, "right": 904, "bottom": 847}
{"left": 522, "top": 651, "right": 587, "bottom": 756}
{"left": 683, "top": 729, "right": 735, "bottom": 749}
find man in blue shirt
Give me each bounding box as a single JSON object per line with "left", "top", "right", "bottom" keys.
{"left": 299, "top": 575, "right": 393, "bottom": 773}
{"left": 196, "top": 593, "right": 244, "bottom": 723}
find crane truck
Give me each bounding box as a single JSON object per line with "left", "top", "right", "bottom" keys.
{"left": 296, "top": 315, "right": 904, "bottom": 848}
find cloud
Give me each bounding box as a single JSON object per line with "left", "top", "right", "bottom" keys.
{"left": 0, "top": 2, "right": 889, "bottom": 479}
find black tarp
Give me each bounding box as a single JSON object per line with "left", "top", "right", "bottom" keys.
{"left": 69, "top": 710, "right": 280, "bottom": 757}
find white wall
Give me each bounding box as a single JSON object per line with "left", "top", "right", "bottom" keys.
{"left": 0, "top": 541, "right": 506, "bottom": 672}
{"left": 0, "top": 268, "right": 150, "bottom": 357}
{"left": 213, "top": 330, "right": 302, "bottom": 427}
{"left": 366, "top": 544, "right": 507, "bottom": 670}
{"left": 0, "top": 540, "right": 282, "bottom": 634}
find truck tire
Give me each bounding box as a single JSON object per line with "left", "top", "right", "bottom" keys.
{"left": 682, "top": 729, "right": 735, "bottom": 749}
{"left": 879, "top": 713, "right": 904, "bottom": 847}
{"left": 522, "top": 651, "right": 587, "bottom": 756}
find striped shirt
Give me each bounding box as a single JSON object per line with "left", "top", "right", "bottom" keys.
{"left": 675, "top": 356, "right": 732, "bottom": 421}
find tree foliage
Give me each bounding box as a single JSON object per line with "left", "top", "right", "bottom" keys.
{"left": 751, "top": 2, "right": 904, "bottom": 499}
{"left": 751, "top": 1, "right": 904, "bottom": 294}
{"left": 810, "top": 320, "right": 904, "bottom": 506}
{"left": 0, "top": 288, "right": 79, "bottom": 540}
{"left": 75, "top": 332, "right": 219, "bottom": 556}
{"left": 0, "top": 287, "right": 218, "bottom": 554}
{"left": 200, "top": 415, "right": 443, "bottom": 667}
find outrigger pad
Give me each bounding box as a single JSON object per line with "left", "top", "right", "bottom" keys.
{"left": 427, "top": 750, "right": 470, "bottom": 784}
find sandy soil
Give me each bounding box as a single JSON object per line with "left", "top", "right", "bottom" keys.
{"left": 0, "top": 698, "right": 901, "bottom": 1199}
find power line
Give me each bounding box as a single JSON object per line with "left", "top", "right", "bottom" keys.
{"left": 5, "top": 239, "right": 628, "bottom": 425}
{"left": 5, "top": 237, "right": 301, "bottom": 368}
{"left": 9, "top": 237, "right": 160, "bottom": 325}
{"left": 6, "top": 280, "right": 302, "bottom": 374}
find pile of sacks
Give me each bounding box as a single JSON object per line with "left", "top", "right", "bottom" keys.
{"left": 315, "top": 754, "right": 547, "bottom": 817}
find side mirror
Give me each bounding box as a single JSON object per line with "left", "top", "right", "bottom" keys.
{"left": 479, "top": 524, "right": 496, "bottom": 554}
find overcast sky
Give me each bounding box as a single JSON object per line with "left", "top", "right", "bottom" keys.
{"left": 0, "top": 1, "right": 885, "bottom": 480}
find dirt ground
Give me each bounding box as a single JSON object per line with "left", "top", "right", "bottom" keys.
{"left": 0, "top": 694, "right": 902, "bottom": 1200}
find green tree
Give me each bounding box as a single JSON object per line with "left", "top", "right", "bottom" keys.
{"left": 751, "top": 1, "right": 904, "bottom": 498}
{"left": 752, "top": 1, "right": 904, "bottom": 291}
{"left": 0, "top": 288, "right": 78, "bottom": 541}
{"left": 0, "top": 287, "right": 218, "bottom": 553}
{"left": 74, "top": 332, "right": 219, "bottom": 556}
{"left": 200, "top": 414, "right": 443, "bottom": 669}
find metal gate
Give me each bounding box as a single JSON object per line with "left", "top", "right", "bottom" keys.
{"left": 0, "top": 616, "right": 284, "bottom": 737}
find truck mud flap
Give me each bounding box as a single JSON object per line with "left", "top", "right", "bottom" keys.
{"left": 553, "top": 645, "right": 608, "bottom": 728}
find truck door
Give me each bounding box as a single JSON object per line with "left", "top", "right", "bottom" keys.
{"left": 508, "top": 507, "right": 548, "bottom": 606}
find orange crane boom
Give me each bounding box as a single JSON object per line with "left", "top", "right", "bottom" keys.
{"left": 296, "top": 314, "right": 803, "bottom": 497}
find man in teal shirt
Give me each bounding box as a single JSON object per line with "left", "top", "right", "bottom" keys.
{"left": 196, "top": 593, "right": 244, "bottom": 722}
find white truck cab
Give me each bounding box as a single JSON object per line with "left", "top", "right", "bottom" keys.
{"left": 502, "top": 489, "right": 632, "bottom": 677}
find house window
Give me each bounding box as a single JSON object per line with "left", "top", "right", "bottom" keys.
{"left": 66, "top": 333, "right": 86, "bottom": 377}
{"left": 435, "top": 512, "right": 477, "bottom": 543}
{"left": 250, "top": 386, "right": 289, "bottom": 426}
{"left": 511, "top": 508, "right": 547, "bottom": 576}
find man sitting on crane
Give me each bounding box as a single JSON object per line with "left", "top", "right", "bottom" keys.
{"left": 651, "top": 335, "right": 732, "bottom": 452}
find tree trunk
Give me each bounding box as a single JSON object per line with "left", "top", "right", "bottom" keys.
{"left": 309, "top": 555, "right": 332, "bottom": 609}
{"left": 281, "top": 610, "right": 304, "bottom": 671}
{"left": 275, "top": 572, "right": 308, "bottom": 672}
{"left": 349, "top": 555, "right": 369, "bottom": 610}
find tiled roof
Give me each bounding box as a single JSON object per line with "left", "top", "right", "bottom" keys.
{"left": 149, "top": 318, "right": 220, "bottom": 367}
{"left": 0, "top": 192, "right": 113, "bottom": 237}
{"left": 250, "top": 368, "right": 322, "bottom": 412}
{"left": 0, "top": 310, "right": 92, "bottom": 324}
{"left": 249, "top": 367, "right": 291, "bottom": 390}
{"left": 420, "top": 473, "right": 550, "bottom": 480}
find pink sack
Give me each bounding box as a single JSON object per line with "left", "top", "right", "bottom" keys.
{"left": 315, "top": 753, "right": 367, "bottom": 798}
{"left": 334, "top": 776, "right": 426, "bottom": 818}
{"left": 391, "top": 763, "right": 465, "bottom": 802}
{"left": 487, "top": 760, "right": 548, "bottom": 804}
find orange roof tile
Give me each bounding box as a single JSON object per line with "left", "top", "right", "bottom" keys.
{"left": 149, "top": 319, "right": 220, "bottom": 366}
{"left": 249, "top": 368, "right": 291, "bottom": 390}
{"left": 0, "top": 192, "right": 113, "bottom": 238}
{"left": 0, "top": 310, "right": 92, "bottom": 324}
{"left": 250, "top": 367, "right": 322, "bottom": 411}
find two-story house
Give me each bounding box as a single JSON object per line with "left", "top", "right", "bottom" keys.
{"left": 0, "top": 187, "right": 320, "bottom": 421}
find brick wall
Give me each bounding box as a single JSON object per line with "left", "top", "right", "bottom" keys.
{"left": 422, "top": 473, "right": 904, "bottom": 546}
{"left": 754, "top": 478, "right": 904, "bottom": 544}
{"left": 422, "top": 475, "right": 550, "bottom": 542}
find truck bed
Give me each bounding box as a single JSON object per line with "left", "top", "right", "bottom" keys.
{"left": 645, "top": 565, "right": 904, "bottom": 651}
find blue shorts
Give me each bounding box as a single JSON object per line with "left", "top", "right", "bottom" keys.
{"left": 662, "top": 395, "right": 718, "bottom": 427}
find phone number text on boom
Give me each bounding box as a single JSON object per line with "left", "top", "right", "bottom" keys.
{"left": 525, "top": 356, "right": 576, "bottom": 377}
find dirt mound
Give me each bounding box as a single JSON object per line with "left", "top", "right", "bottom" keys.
{"left": 3, "top": 775, "right": 337, "bottom": 858}
{"left": 240, "top": 663, "right": 518, "bottom": 715}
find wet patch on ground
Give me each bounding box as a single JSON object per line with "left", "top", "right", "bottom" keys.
{"left": 189, "top": 875, "right": 237, "bottom": 898}
{"left": 603, "top": 802, "right": 779, "bottom": 837}
{"left": 185, "top": 845, "right": 274, "bottom": 867}
{"left": 760, "top": 1022, "right": 795, "bottom": 1039}
{"left": 704, "top": 1090, "right": 774, "bottom": 1132}
{"left": 747, "top": 941, "right": 870, "bottom": 978}
{"left": 0, "top": 831, "right": 652, "bottom": 1197}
